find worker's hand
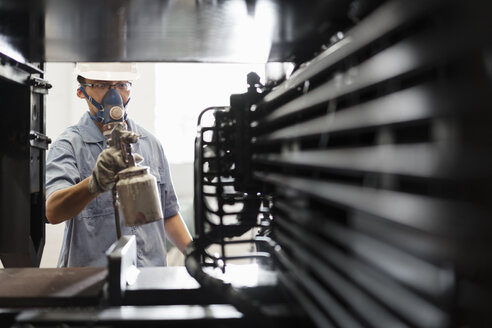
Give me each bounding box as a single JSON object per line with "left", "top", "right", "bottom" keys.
{"left": 88, "top": 147, "right": 128, "bottom": 194}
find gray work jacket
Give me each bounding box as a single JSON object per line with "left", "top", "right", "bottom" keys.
{"left": 46, "top": 112, "right": 179, "bottom": 267}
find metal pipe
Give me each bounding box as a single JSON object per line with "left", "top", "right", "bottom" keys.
{"left": 112, "top": 185, "right": 122, "bottom": 240}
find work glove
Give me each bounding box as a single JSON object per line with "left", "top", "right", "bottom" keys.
{"left": 88, "top": 147, "right": 143, "bottom": 195}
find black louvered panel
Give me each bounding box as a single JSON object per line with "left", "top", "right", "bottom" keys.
{"left": 257, "top": 30, "right": 453, "bottom": 126}
{"left": 259, "top": 0, "right": 443, "bottom": 108}
{"left": 250, "top": 0, "right": 492, "bottom": 326}
{"left": 273, "top": 210, "right": 450, "bottom": 328}
{"left": 274, "top": 200, "right": 453, "bottom": 301}
{"left": 254, "top": 143, "right": 461, "bottom": 179}
{"left": 253, "top": 80, "right": 475, "bottom": 149}
{"left": 256, "top": 172, "right": 485, "bottom": 244}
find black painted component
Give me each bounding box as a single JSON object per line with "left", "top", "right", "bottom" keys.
{"left": 193, "top": 1, "right": 492, "bottom": 327}
{"left": 248, "top": 1, "right": 492, "bottom": 327}
{"left": 0, "top": 57, "right": 49, "bottom": 268}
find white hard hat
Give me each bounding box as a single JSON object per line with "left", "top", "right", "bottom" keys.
{"left": 74, "top": 62, "right": 140, "bottom": 81}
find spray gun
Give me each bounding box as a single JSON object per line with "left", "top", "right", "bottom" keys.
{"left": 108, "top": 123, "right": 163, "bottom": 239}
{"left": 107, "top": 123, "right": 139, "bottom": 167}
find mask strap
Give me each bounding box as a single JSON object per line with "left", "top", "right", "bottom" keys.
{"left": 79, "top": 86, "right": 105, "bottom": 123}
{"left": 121, "top": 97, "right": 131, "bottom": 121}
{"left": 124, "top": 96, "right": 131, "bottom": 108}
{"left": 88, "top": 111, "right": 101, "bottom": 123}
{"left": 79, "top": 86, "right": 104, "bottom": 111}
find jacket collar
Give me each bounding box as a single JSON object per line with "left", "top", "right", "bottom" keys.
{"left": 79, "top": 112, "right": 147, "bottom": 143}
{"left": 126, "top": 117, "right": 147, "bottom": 140}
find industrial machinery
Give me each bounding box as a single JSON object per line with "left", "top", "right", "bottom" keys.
{"left": 1, "top": 0, "right": 492, "bottom": 327}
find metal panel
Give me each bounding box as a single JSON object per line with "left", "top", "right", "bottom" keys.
{"left": 255, "top": 172, "right": 486, "bottom": 238}
{"left": 258, "top": 28, "right": 452, "bottom": 124}
{"left": 254, "top": 82, "right": 461, "bottom": 141}
{"left": 260, "top": 0, "right": 441, "bottom": 104}
{"left": 0, "top": 267, "right": 106, "bottom": 307}
{"left": 254, "top": 143, "right": 463, "bottom": 179}
{"left": 0, "top": 56, "right": 49, "bottom": 267}
{"left": 1, "top": 0, "right": 355, "bottom": 63}
{"left": 244, "top": 0, "right": 492, "bottom": 326}
{"left": 274, "top": 200, "right": 453, "bottom": 299}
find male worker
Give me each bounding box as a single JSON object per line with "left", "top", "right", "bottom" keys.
{"left": 45, "top": 63, "right": 192, "bottom": 267}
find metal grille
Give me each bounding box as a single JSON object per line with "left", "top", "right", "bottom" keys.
{"left": 193, "top": 106, "right": 272, "bottom": 272}
{"left": 190, "top": 1, "right": 492, "bottom": 326}
{"left": 248, "top": 1, "right": 492, "bottom": 327}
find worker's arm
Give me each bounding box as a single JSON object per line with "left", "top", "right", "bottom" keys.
{"left": 46, "top": 177, "right": 97, "bottom": 225}
{"left": 46, "top": 146, "right": 129, "bottom": 224}
{"left": 164, "top": 213, "right": 193, "bottom": 253}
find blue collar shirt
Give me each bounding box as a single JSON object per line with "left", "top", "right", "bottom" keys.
{"left": 46, "top": 112, "right": 179, "bottom": 267}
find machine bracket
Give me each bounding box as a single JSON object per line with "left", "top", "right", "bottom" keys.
{"left": 29, "top": 130, "right": 51, "bottom": 150}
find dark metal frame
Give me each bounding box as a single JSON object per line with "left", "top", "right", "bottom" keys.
{"left": 190, "top": 1, "right": 492, "bottom": 327}
{"left": 0, "top": 53, "right": 51, "bottom": 267}
{"left": 193, "top": 104, "right": 271, "bottom": 272}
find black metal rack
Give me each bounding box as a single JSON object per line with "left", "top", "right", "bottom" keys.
{"left": 251, "top": 1, "right": 492, "bottom": 327}
{"left": 190, "top": 1, "right": 492, "bottom": 327}
{"left": 0, "top": 53, "right": 51, "bottom": 267}
{"left": 193, "top": 104, "right": 272, "bottom": 271}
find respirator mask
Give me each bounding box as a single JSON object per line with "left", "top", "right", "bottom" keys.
{"left": 79, "top": 85, "right": 130, "bottom": 137}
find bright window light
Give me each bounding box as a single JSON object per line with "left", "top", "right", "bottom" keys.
{"left": 154, "top": 63, "right": 265, "bottom": 164}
